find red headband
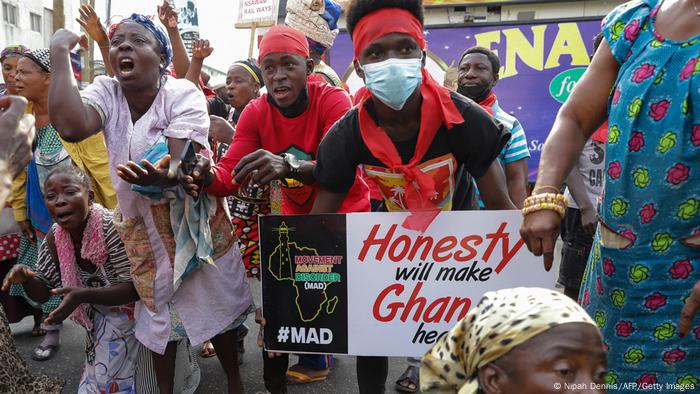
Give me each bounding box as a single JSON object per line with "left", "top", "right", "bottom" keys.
{"left": 351, "top": 8, "right": 426, "bottom": 61}
{"left": 259, "top": 25, "right": 310, "bottom": 62}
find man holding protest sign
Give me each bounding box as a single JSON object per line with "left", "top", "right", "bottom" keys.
{"left": 182, "top": 24, "right": 370, "bottom": 393}
{"left": 311, "top": 0, "right": 515, "bottom": 391}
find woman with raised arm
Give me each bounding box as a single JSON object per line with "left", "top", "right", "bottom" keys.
{"left": 520, "top": 0, "right": 700, "bottom": 385}
{"left": 48, "top": 15, "right": 253, "bottom": 394}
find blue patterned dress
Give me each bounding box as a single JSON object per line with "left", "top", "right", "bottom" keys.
{"left": 579, "top": 0, "right": 700, "bottom": 391}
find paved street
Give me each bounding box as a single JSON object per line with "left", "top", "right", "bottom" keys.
{"left": 10, "top": 280, "right": 419, "bottom": 393}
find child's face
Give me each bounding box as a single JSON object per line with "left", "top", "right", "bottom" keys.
{"left": 44, "top": 174, "right": 92, "bottom": 231}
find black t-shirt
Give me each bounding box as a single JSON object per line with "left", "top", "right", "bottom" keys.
{"left": 315, "top": 91, "right": 509, "bottom": 212}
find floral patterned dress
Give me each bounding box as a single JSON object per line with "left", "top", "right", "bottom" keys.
{"left": 579, "top": 0, "right": 700, "bottom": 390}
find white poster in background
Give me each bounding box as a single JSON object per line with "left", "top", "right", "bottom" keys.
{"left": 236, "top": 0, "right": 279, "bottom": 26}
{"left": 172, "top": 0, "right": 199, "bottom": 55}
{"left": 345, "top": 210, "right": 553, "bottom": 357}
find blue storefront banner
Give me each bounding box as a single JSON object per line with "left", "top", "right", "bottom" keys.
{"left": 329, "top": 19, "right": 603, "bottom": 181}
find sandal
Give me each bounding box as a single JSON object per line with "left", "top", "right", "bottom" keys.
{"left": 286, "top": 363, "right": 329, "bottom": 385}
{"left": 31, "top": 325, "right": 46, "bottom": 336}
{"left": 32, "top": 343, "right": 59, "bottom": 361}
{"left": 199, "top": 341, "right": 216, "bottom": 358}
{"left": 395, "top": 365, "right": 419, "bottom": 393}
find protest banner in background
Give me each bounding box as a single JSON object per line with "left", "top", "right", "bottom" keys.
{"left": 235, "top": 0, "right": 279, "bottom": 58}
{"left": 235, "top": 0, "right": 279, "bottom": 27}
{"left": 172, "top": 0, "right": 199, "bottom": 56}
{"left": 329, "top": 19, "right": 602, "bottom": 181}
{"left": 260, "top": 211, "right": 553, "bottom": 357}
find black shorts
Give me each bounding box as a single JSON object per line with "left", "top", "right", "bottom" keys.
{"left": 557, "top": 207, "right": 594, "bottom": 291}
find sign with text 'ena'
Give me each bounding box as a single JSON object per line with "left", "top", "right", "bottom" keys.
{"left": 260, "top": 211, "right": 553, "bottom": 357}
{"left": 236, "top": 0, "right": 279, "bottom": 28}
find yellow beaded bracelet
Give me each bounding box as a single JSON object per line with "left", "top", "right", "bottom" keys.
{"left": 523, "top": 193, "right": 567, "bottom": 207}
{"left": 522, "top": 192, "right": 568, "bottom": 218}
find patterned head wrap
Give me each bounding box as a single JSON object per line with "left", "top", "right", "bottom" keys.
{"left": 230, "top": 59, "right": 264, "bottom": 88}
{"left": 23, "top": 49, "right": 51, "bottom": 73}
{"left": 285, "top": 0, "right": 341, "bottom": 50}
{"left": 1, "top": 44, "right": 28, "bottom": 63}
{"left": 420, "top": 287, "right": 598, "bottom": 394}
{"left": 108, "top": 13, "right": 173, "bottom": 71}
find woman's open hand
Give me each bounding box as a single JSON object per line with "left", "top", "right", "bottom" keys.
{"left": 192, "top": 39, "right": 214, "bottom": 60}
{"left": 1, "top": 265, "right": 36, "bottom": 291}
{"left": 117, "top": 155, "right": 172, "bottom": 187}
{"left": 76, "top": 4, "right": 108, "bottom": 45}
{"left": 44, "top": 287, "right": 86, "bottom": 325}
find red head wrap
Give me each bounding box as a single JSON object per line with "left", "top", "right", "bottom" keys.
{"left": 351, "top": 8, "right": 426, "bottom": 61}
{"left": 351, "top": 8, "right": 467, "bottom": 232}
{"left": 259, "top": 25, "right": 310, "bottom": 62}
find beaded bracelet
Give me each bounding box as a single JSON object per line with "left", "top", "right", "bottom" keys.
{"left": 523, "top": 192, "right": 567, "bottom": 206}
{"left": 522, "top": 202, "right": 566, "bottom": 217}
{"left": 522, "top": 193, "right": 568, "bottom": 218}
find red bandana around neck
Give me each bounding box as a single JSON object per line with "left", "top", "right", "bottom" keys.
{"left": 356, "top": 69, "right": 464, "bottom": 232}
{"left": 478, "top": 91, "right": 497, "bottom": 116}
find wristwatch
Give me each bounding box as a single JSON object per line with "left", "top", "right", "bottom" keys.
{"left": 281, "top": 153, "right": 301, "bottom": 178}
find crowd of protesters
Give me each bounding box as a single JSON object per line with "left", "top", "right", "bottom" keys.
{"left": 0, "top": 0, "right": 699, "bottom": 393}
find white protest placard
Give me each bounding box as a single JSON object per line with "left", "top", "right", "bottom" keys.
{"left": 260, "top": 210, "right": 554, "bottom": 357}
{"left": 172, "top": 0, "right": 199, "bottom": 56}
{"left": 236, "top": 0, "right": 279, "bottom": 28}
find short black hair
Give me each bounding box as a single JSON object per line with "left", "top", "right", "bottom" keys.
{"left": 346, "top": 0, "right": 424, "bottom": 37}
{"left": 44, "top": 165, "right": 92, "bottom": 192}
{"left": 459, "top": 46, "right": 501, "bottom": 77}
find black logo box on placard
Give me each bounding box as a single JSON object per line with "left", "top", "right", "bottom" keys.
{"left": 260, "top": 214, "right": 348, "bottom": 354}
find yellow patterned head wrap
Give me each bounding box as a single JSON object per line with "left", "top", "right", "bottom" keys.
{"left": 420, "top": 287, "right": 598, "bottom": 394}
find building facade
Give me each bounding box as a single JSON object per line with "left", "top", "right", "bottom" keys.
{"left": 0, "top": 0, "right": 79, "bottom": 50}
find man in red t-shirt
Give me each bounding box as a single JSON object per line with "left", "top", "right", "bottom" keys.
{"left": 183, "top": 25, "right": 369, "bottom": 393}
{"left": 189, "top": 29, "right": 368, "bottom": 215}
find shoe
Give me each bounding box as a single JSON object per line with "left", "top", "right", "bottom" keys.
{"left": 286, "top": 363, "right": 329, "bottom": 385}
{"left": 31, "top": 343, "right": 59, "bottom": 361}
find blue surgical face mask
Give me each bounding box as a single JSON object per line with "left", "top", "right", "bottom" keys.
{"left": 360, "top": 57, "right": 423, "bottom": 111}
